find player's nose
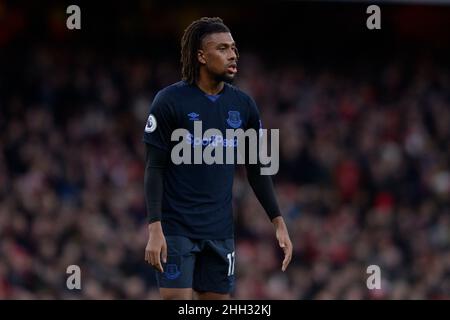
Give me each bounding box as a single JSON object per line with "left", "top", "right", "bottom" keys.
{"left": 228, "top": 49, "right": 237, "bottom": 61}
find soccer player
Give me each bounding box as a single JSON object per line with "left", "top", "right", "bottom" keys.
{"left": 143, "top": 17, "right": 292, "bottom": 300}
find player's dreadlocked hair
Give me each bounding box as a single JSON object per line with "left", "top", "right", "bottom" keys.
{"left": 181, "top": 17, "right": 233, "bottom": 84}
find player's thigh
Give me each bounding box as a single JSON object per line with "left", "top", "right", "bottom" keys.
{"left": 160, "top": 288, "right": 193, "bottom": 300}
{"left": 195, "top": 291, "right": 230, "bottom": 300}
{"left": 193, "top": 238, "right": 235, "bottom": 295}
{"left": 156, "top": 236, "right": 198, "bottom": 294}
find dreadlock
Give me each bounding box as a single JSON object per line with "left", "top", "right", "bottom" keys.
{"left": 180, "top": 17, "right": 232, "bottom": 85}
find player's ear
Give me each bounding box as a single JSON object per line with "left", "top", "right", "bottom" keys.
{"left": 197, "top": 50, "right": 206, "bottom": 65}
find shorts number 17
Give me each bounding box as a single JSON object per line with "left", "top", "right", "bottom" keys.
{"left": 227, "top": 251, "right": 235, "bottom": 276}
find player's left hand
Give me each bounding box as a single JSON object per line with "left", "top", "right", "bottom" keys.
{"left": 272, "top": 216, "right": 293, "bottom": 272}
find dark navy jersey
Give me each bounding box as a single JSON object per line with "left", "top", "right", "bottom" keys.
{"left": 143, "top": 81, "right": 262, "bottom": 240}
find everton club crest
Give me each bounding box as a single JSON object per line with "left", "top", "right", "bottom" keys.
{"left": 226, "top": 110, "right": 242, "bottom": 128}
{"left": 164, "top": 264, "right": 181, "bottom": 280}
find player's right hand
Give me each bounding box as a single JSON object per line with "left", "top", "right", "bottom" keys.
{"left": 145, "top": 221, "right": 167, "bottom": 273}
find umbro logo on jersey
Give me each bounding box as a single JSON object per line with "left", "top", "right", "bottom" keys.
{"left": 188, "top": 112, "right": 200, "bottom": 121}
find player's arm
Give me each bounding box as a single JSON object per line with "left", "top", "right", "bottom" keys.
{"left": 244, "top": 93, "right": 292, "bottom": 272}
{"left": 144, "top": 143, "right": 169, "bottom": 273}
{"left": 245, "top": 163, "right": 293, "bottom": 272}
{"left": 142, "top": 90, "right": 175, "bottom": 272}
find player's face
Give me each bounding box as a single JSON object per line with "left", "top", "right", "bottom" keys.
{"left": 198, "top": 32, "right": 238, "bottom": 83}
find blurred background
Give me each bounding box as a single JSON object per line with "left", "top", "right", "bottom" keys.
{"left": 0, "top": 0, "right": 449, "bottom": 299}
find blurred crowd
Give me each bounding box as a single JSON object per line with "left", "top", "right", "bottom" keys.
{"left": 0, "top": 47, "right": 449, "bottom": 299}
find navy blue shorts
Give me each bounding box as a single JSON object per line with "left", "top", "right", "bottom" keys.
{"left": 156, "top": 236, "right": 235, "bottom": 294}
